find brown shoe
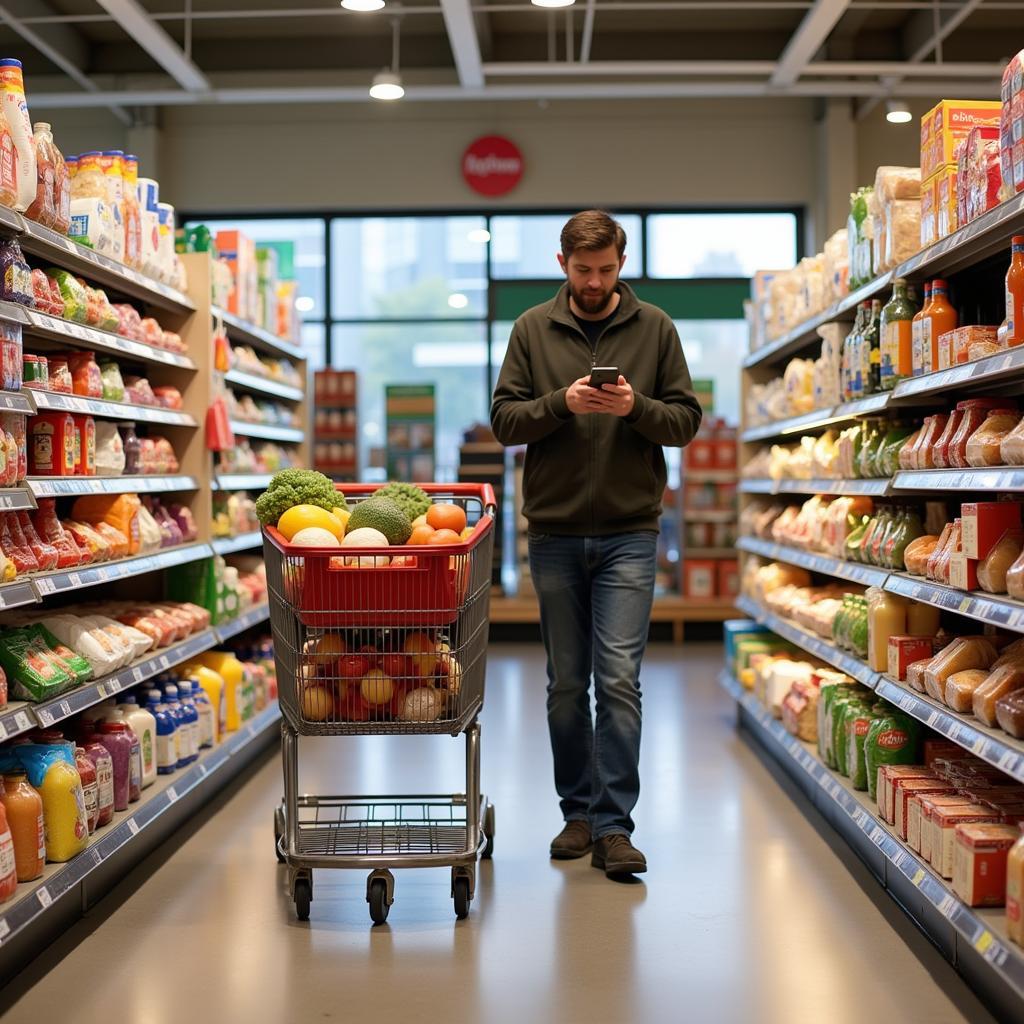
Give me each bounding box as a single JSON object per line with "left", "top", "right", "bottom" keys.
{"left": 591, "top": 834, "right": 647, "bottom": 875}
{"left": 550, "top": 820, "right": 593, "bottom": 859}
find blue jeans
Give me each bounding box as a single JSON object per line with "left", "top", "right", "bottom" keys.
{"left": 527, "top": 530, "right": 657, "bottom": 838}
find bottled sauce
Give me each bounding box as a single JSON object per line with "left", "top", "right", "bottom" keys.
{"left": 177, "top": 681, "right": 204, "bottom": 759}
{"left": 843, "top": 304, "right": 865, "bottom": 401}
{"left": 96, "top": 720, "right": 134, "bottom": 811}
{"left": 119, "top": 422, "right": 141, "bottom": 475}
{"left": 880, "top": 279, "right": 919, "bottom": 390}
{"left": 81, "top": 740, "right": 114, "bottom": 827}
{"left": 0, "top": 772, "right": 44, "bottom": 881}
{"left": 0, "top": 801, "right": 17, "bottom": 902}
{"left": 51, "top": 133, "right": 70, "bottom": 234}
{"left": 25, "top": 122, "right": 57, "bottom": 228}
{"left": 115, "top": 693, "right": 158, "bottom": 789}
{"left": 163, "top": 685, "right": 195, "bottom": 767}
{"left": 0, "top": 59, "right": 36, "bottom": 213}
{"left": 1004, "top": 235, "right": 1024, "bottom": 349}
{"left": 74, "top": 745, "right": 99, "bottom": 834}
{"left": 912, "top": 282, "right": 932, "bottom": 377}
{"left": 864, "top": 300, "right": 882, "bottom": 395}
{"left": 922, "top": 279, "right": 957, "bottom": 375}
{"left": 146, "top": 690, "right": 177, "bottom": 776}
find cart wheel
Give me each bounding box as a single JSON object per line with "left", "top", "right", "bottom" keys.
{"left": 294, "top": 879, "right": 311, "bottom": 921}
{"left": 481, "top": 803, "right": 495, "bottom": 860}
{"left": 273, "top": 807, "right": 285, "bottom": 863}
{"left": 453, "top": 875, "right": 471, "bottom": 920}
{"left": 368, "top": 878, "right": 390, "bottom": 926}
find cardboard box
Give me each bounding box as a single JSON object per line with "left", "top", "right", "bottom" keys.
{"left": 684, "top": 560, "right": 717, "bottom": 599}
{"left": 953, "top": 823, "right": 1020, "bottom": 906}
{"left": 935, "top": 166, "right": 958, "bottom": 239}
{"left": 715, "top": 437, "right": 737, "bottom": 470}
{"left": 949, "top": 552, "right": 980, "bottom": 592}
{"left": 879, "top": 766, "right": 936, "bottom": 825}
{"left": 934, "top": 805, "right": 1002, "bottom": 878}
{"left": 717, "top": 560, "right": 739, "bottom": 598}
{"left": 686, "top": 439, "right": 715, "bottom": 470}
{"left": 724, "top": 619, "right": 769, "bottom": 667}
{"left": 896, "top": 779, "right": 957, "bottom": 840}
{"left": 888, "top": 636, "right": 937, "bottom": 680}
{"left": 921, "top": 100, "right": 1002, "bottom": 180}
{"left": 961, "top": 502, "right": 1024, "bottom": 559}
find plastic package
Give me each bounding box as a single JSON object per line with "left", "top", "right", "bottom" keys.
{"left": 974, "top": 665, "right": 1024, "bottom": 726}
{"left": 0, "top": 628, "right": 72, "bottom": 702}
{"left": 123, "top": 376, "right": 157, "bottom": 406}
{"left": 68, "top": 351, "right": 102, "bottom": 398}
{"left": 25, "top": 122, "right": 57, "bottom": 228}
{"left": 168, "top": 504, "right": 198, "bottom": 542}
{"left": 965, "top": 409, "right": 1021, "bottom": 466}
{"left": 94, "top": 421, "right": 125, "bottom": 476}
{"left": 885, "top": 200, "right": 923, "bottom": 269}
{"left": 1006, "top": 546, "right": 1024, "bottom": 600}
{"left": 906, "top": 659, "right": 932, "bottom": 693}
{"left": 9, "top": 742, "right": 87, "bottom": 862}
{"left": 978, "top": 530, "right": 1024, "bottom": 593}
{"left": 0, "top": 104, "right": 17, "bottom": 210}
{"left": 948, "top": 399, "right": 1008, "bottom": 468}
{"left": 17, "top": 511, "right": 58, "bottom": 571}
{"left": 995, "top": 690, "right": 1024, "bottom": 737}
{"left": 0, "top": 240, "right": 32, "bottom": 306}
{"left": 99, "top": 362, "right": 125, "bottom": 403}
{"left": 46, "top": 356, "right": 72, "bottom": 395}
{"left": 923, "top": 637, "right": 999, "bottom": 703}
{"left": 945, "top": 669, "right": 991, "bottom": 712}
{"left": 46, "top": 269, "right": 88, "bottom": 322}
{"left": 72, "top": 493, "right": 141, "bottom": 554}
{"left": 999, "top": 416, "right": 1024, "bottom": 465}
{"left": 153, "top": 386, "right": 183, "bottom": 410}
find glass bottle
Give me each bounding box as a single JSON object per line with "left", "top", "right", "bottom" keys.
{"left": 842, "top": 304, "right": 865, "bottom": 402}
{"left": 1003, "top": 235, "right": 1024, "bottom": 348}
{"left": 880, "top": 279, "right": 919, "bottom": 390}
{"left": 924, "top": 278, "right": 957, "bottom": 374}
{"left": 912, "top": 282, "right": 932, "bottom": 378}
{"left": 864, "top": 300, "right": 882, "bottom": 394}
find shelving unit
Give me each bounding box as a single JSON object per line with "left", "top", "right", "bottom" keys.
{"left": 212, "top": 531, "right": 263, "bottom": 556}
{"left": 736, "top": 535, "right": 890, "bottom": 588}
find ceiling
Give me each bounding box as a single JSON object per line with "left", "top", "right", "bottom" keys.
{"left": 3, "top": 0, "right": 1022, "bottom": 117}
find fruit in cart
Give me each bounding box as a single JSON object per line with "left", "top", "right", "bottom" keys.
{"left": 407, "top": 524, "right": 436, "bottom": 545}
{"left": 411, "top": 514, "right": 428, "bottom": 528}
{"left": 255, "top": 469, "right": 346, "bottom": 526}
{"left": 277, "top": 504, "right": 346, "bottom": 542}
{"left": 346, "top": 497, "right": 412, "bottom": 545}
{"left": 437, "top": 653, "right": 462, "bottom": 696}
{"left": 339, "top": 646, "right": 377, "bottom": 680}
{"left": 373, "top": 482, "right": 431, "bottom": 521}
{"left": 460, "top": 527, "right": 474, "bottom": 541}
{"left": 428, "top": 529, "right": 462, "bottom": 545}
{"left": 360, "top": 669, "right": 395, "bottom": 705}
{"left": 300, "top": 684, "right": 335, "bottom": 722}
{"left": 404, "top": 632, "right": 438, "bottom": 676}
{"left": 332, "top": 507, "right": 351, "bottom": 532}
{"left": 311, "top": 634, "right": 346, "bottom": 676}
{"left": 426, "top": 503, "right": 467, "bottom": 534}
{"left": 340, "top": 528, "right": 390, "bottom": 566}
{"left": 290, "top": 527, "right": 341, "bottom": 548}
{"left": 382, "top": 652, "right": 412, "bottom": 680}
{"left": 398, "top": 687, "right": 443, "bottom": 723}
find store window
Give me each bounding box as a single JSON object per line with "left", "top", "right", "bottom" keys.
{"left": 647, "top": 211, "right": 798, "bottom": 278}
{"left": 672, "top": 319, "right": 746, "bottom": 424}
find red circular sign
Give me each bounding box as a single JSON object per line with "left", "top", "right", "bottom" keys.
{"left": 462, "top": 136, "right": 523, "bottom": 197}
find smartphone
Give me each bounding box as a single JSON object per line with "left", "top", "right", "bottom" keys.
{"left": 588, "top": 367, "right": 620, "bottom": 389}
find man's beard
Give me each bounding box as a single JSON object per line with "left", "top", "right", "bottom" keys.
{"left": 569, "top": 280, "right": 617, "bottom": 316}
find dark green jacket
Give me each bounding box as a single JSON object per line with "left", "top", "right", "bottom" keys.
{"left": 490, "top": 282, "right": 703, "bottom": 535}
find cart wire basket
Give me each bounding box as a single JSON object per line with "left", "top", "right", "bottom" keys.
{"left": 265, "top": 483, "right": 497, "bottom": 923}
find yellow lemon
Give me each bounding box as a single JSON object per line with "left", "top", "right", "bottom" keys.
{"left": 277, "top": 504, "right": 345, "bottom": 541}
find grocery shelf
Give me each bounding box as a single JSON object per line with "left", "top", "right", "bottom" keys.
{"left": 885, "top": 573, "right": 1024, "bottom": 632}
{"left": 739, "top": 478, "right": 778, "bottom": 494}
{"left": 18, "top": 218, "right": 195, "bottom": 316}
{"left": 743, "top": 272, "right": 893, "bottom": 370}
{"left": 683, "top": 469, "right": 737, "bottom": 483}
{"left": 212, "top": 472, "right": 274, "bottom": 492}
{"left": 228, "top": 420, "right": 304, "bottom": 443}
{"left": 891, "top": 468, "right": 1024, "bottom": 493}
{"left": 212, "top": 531, "right": 262, "bottom": 556}
{"left": 22, "top": 307, "right": 197, "bottom": 371}
{"left": 734, "top": 593, "right": 879, "bottom": 686}
{"left": 224, "top": 369, "right": 304, "bottom": 403}
{"left": 214, "top": 306, "right": 305, "bottom": 361}
{"left": 720, "top": 671, "right": 1024, "bottom": 1018}
{"left": 683, "top": 547, "right": 737, "bottom": 559}
{"left": 777, "top": 478, "right": 891, "bottom": 496}
{"left": 831, "top": 392, "right": 893, "bottom": 419}
{"left": 31, "top": 628, "right": 218, "bottom": 733}
{"left": 683, "top": 509, "right": 736, "bottom": 523}
{"left": 0, "top": 487, "right": 36, "bottom": 511}
{"left": 742, "top": 409, "right": 839, "bottom": 443}
{"left": 215, "top": 603, "right": 269, "bottom": 642}
{"left": 26, "top": 475, "right": 199, "bottom": 498}
{"left": 0, "top": 389, "right": 35, "bottom": 414}
{"left": 31, "top": 542, "right": 213, "bottom": 599}
{"left": 0, "top": 579, "right": 40, "bottom": 611}
{"left": 892, "top": 348, "right": 1024, "bottom": 401}
{"left": 0, "top": 702, "right": 34, "bottom": 742}
{"left": 32, "top": 389, "right": 197, "bottom": 427}
{"left": 874, "top": 676, "right": 1024, "bottom": 784}
{"left": 0, "top": 701, "right": 279, "bottom": 977}
{"left": 737, "top": 535, "right": 890, "bottom": 588}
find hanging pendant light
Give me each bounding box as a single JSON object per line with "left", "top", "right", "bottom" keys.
{"left": 370, "top": 17, "right": 404, "bottom": 99}
{"left": 341, "top": 0, "right": 385, "bottom": 11}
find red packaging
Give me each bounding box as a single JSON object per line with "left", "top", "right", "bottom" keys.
{"left": 948, "top": 399, "right": 1008, "bottom": 468}
{"left": 684, "top": 560, "right": 717, "bottom": 599}
{"left": 46, "top": 357, "right": 72, "bottom": 395}
{"left": 949, "top": 552, "right": 979, "bottom": 592}
{"left": 895, "top": 778, "right": 954, "bottom": 839}
{"left": 717, "top": 559, "right": 739, "bottom": 598}
{"left": 686, "top": 439, "right": 715, "bottom": 471}
{"left": 68, "top": 351, "right": 102, "bottom": 399}
{"left": 952, "top": 822, "right": 1020, "bottom": 905}
{"left": 16, "top": 511, "right": 57, "bottom": 571}
{"left": 1, "top": 513, "right": 37, "bottom": 573}
{"left": 933, "top": 404, "right": 966, "bottom": 468}
{"left": 74, "top": 746, "right": 99, "bottom": 834}
{"left": 961, "top": 501, "right": 1024, "bottom": 560}
{"left": 30, "top": 411, "right": 76, "bottom": 476}
{"left": 910, "top": 414, "right": 949, "bottom": 469}
{"left": 887, "top": 636, "right": 937, "bottom": 680}
{"left": 33, "top": 498, "right": 82, "bottom": 568}
{"left": 73, "top": 415, "right": 95, "bottom": 476}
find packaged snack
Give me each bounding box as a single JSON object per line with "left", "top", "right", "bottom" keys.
{"left": 25, "top": 122, "right": 57, "bottom": 227}
{"left": 0, "top": 240, "right": 32, "bottom": 306}
{"left": 978, "top": 530, "right": 1024, "bottom": 593}
{"left": 945, "top": 668, "right": 991, "bottom": 711}
{"left": 923, "top": 637, "right": 999, "bottom": 703}
{"left": 90, "top": 521, "right": 129, "bottom": 559}
{"left": 865, "top": 713, "right": 921, "bottom": 801}
{"left": 139, "top": 318, "right": 162, "bottom": 347}
{"left": 46, "top": 356, "right": 72, "bottom": 395}
{"left": 153, "top": 386, "right": 183, "bottom": 410}
{"left": 99, "top": 361, "right": 125, "bottom": 403}
{"left": 148, "top": 499, "right": 183, "bottom": 547}
{"left": 112, "top": 303, "right": 142, "bottom": 341}
{"left": 2, "top": 513, "right": 37, "bottom": 574}
{"left": 136, "top": 504, "right": 163, "bottom": 554}
{"left": 94, "top": 420, "right": 125, "bottom": 476}
{"left": 0, "top": 628, "right": 72, "bottom": 701}
{"left": 67, "top": 351, "right": 102, "bottom": 398}
{"left": 24, "top": 624, "right": 92, "bottom": 685}
{"left": 168, "top": 503, "right": 198, "bottom": 542}
{"left": 995, "top": 690, "right": 1024, "bottom": 737}
{"left": 16, "top": 511, "right": 57, "bottom": 571}
{"left": 45, "top": 268, "right": 89, "bottom": 322}
{"left": 123, "top": 376, "right": 157, "bottom": 406}
{"left": 966, "top": 409, "right": 1021, "bottom": 467}
{"left": 948, "top": 399, "right": 1009, "bottom": 468}
{"left": 33, "top": 499, "right": 83, "bottom": 569}
{"left": 63, "top": 519, "right": 111, "bottom": 562}
{"left": 973, "top": 665, "right": 1024, "bottom": 725}
{"left": 72, "top": 493, "right": 141, "bottom": 555}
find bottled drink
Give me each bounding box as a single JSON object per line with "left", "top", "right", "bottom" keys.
{"left": 912, "top": 282, "right": 932, "bottom": 377}
{"left": 176, "top": 681, "right": 202, "bottom": 764}
{"left": 843, "top": 304, "right": 865, "bottom": 401}
{"left": 864, "top": 300, "right": 882, "bottom": 394}
{"left": 923, "top": 279, "right": 957, "bottom": 374}
{"left": 880, "top": 279, "right": 919, "bottom": 390}
{"left": 146, "top": 689, "right": 178, "bottom": 776}
{"left": 1004, "top": 235, "right": 1024, "bottom": 348}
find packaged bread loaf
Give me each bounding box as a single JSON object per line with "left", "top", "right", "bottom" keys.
{"left": 905, "top": 534, "right": 940, "bottom": 576}
{"left": 965, "top": 409, "right": 1022, "bottom": 467}
{"left": 972, "top": 664, "right": 1024, "bottom": 726}
{"left": 923, "top": 638, "right": 999, "bottom": 704}
{"left": 906, "top": 658, "right": 933, "bottom": 693}
{"left": 978, "top": 530, "right": 1024, "bottom": 593}
{"left": 995, "top": 690, "right": 1024, "bottom": 737}
{"left": 1000, "top": 415, "right": 1024, "bottom": 465}
{"left": 927, "top": 522, "right": 955, "bottom": 581}
{"left": 992, "top": 635, "right": 1024, "bottom": 670}
{"left": 945, "top": 669, "right": 992, "bottom": 712}
{"left": 1007, "top": 547, "right": 1024, "bottom": 600}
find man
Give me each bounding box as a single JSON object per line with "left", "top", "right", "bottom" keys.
{"left": 490, "top": 210, "right": 703, "bottom": 877}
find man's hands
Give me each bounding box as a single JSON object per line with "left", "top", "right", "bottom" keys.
{"left": 565, "top": 375, "right": 635, "bottom": 417}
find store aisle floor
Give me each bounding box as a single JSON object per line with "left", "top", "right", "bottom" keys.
{"left": 1, "top": 644, "right": 996, "bottom": 1024}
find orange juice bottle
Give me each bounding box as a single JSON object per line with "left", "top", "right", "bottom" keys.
{"left": 0, "top": 773, "right": 44, "bottom": 881}
{"left": 1005, "top": 235, "right": 1024, "bottom": 348}
{"left": 912, "top": 282, "right": 932, "bottom": 377}
{"left": 924, "top": 279, "right": 957, "bottom": 372}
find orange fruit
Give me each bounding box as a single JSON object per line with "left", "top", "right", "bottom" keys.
{"left": 408, "top": 524, "right": 436, "bottom": 545}
{"left": 428, "top": 529, "right": 462, "bottom": 545}
{"left": 426, "top": 503, "right": 467, "bottom": 534}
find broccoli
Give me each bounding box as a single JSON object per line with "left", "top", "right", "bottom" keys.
{"left": 373, "top": 481, "right": 431, "bottom": 521}
{"left": 255, "top": 469, "right": 347, "bottom": 526}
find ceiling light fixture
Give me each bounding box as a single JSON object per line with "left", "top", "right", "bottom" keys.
{"left": 886, "top": 99, "right": 912, "bottom": 124}
{"left": 531, "top": 0, "right": 576, "bottom": 6}
{"left": 341, "top": 0, "right": 385, "bottom": 10}
{"left": 467, "top": 228, "right": 491, "bottom": 244}
{"left": 370, "top": 17, "right": 404, "bottom": 99}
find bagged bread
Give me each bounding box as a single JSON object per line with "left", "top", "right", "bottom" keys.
{"left": 79, "top": 615, "right": 152, "bottom": 661}
{"left": 966, "top": 410, "right": 1021, "bottom": 467}
{"left": 923, "top": 638, "right": 999, "bottom": 704}
{"left": 945, "top": 669, "right": 992, "bottom": 712}
{"left": 886, "top": 200, "right": 923, "bottom": 269}
{"left": 973, "top": 664, "right": 1024, "bottom": 726}
{"left": 1000, "top": 416, "right": 1024, "bottom": 466}
{"left": 905, "top": 535, "right": 940, "bottom": 576}
{"left": 995, "top": 690, "right": 1024, "bottom": 737}
{"left": 978, "top": 530, "right": 1024, "bottom": 594}
{"left": 875, "top": 165, "right": 922, "bottom": 202}
{"left": 906, "top": 659, "right": 932, "bottom": 693}
{"left": 1007, "top": 547, "right": 1024, "bottom": 601}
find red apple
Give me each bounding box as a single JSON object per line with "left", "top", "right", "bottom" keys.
{"left": 381, "top": 652, "right": 412, "bottom": 681}
{"left": 338, "top": 646, "right": 376, "bottom": 680}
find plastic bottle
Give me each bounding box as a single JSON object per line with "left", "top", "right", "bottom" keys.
{"left": 74, "top": 745, "right": 99, "bottom": 834}
{"left": 195, "top": 651, "right": 246, "bottom": 732}
{"left": 25, "top": 122, "right": 56, "bottom": 228}
{"left": 0, "top": 103, "right": 18, "bottom": 209}
{"left": 162, "top": 685, "right": 192, "bottom": 769}
{"left": 911, "top": 282, "right": 932, "bottom": 377}
{"left": 923, "top": 279, "right": 957, "bottom": 374}
{"left": 51, "top": 133, "right": 70, "bottom": 234}
{"left": 157, "top": 203, "right": 176, "bottom": 282}
{"left": 122, "top": 155, "right": 142, "bottom": 270}
{"left": 96, "top": 720, "right": 134, "bottom": 811}
{"left": 81, "top": 740, "right": 114, "bottom": 827}
{"left": 0, "top": 801, "right": 17, "bottom": 901}
{"left": 879, "top": 279, "right": 919, "bottom": 390}
{"left": 1004, "top": 235, "right": 1024, "bottom": 348}
{"left": 186, "top": 665, "right": 224, "bottom": 743}
{"left": 0, "top": 772, "right": 44, "bottom": 881}
{"left": 177, "top": 681, "right": 204, "bottom": 759}
{"left": 187, "top": 674, "right": 216, "bottom": 748}
{"left": 145, "top": 689, "right": 177, "bottom": 776}
{"left": 115, "top": 693, "right": 157, "bottom": 789}
{"left": 137, "top": 176, "right": 160, "bottom": 279}
{"left": 97, "top": 151, "right": 125, "bottom": 261}
{"left": 842, "top": 304, "right": 864, "bottom": 401}
{"left": 27, "top": 744, "right": 88, "bottom": 861}
{"left": 0, "top": 59, "right": 36, "bottom": 213}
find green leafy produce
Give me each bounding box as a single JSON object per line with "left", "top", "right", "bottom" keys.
{"left": 347, "top": 497, "right": 412, "bottom": 545}
{"left": 255, "top": 469, "right": 347, "bottom": 526}
{"left": 373, "top": 482, "right": 431, "bottom": 521}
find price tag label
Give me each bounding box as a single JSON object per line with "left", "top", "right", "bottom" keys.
{"left": 972, "top": 735, "right": 988, "bottom": 756}
{"left": 197, "top": 762, "right": 208, "bottom": 778}
{"left": 893, "top": 849, "right": 907, "bottom": 869}
{"left": 127, "top": 819, "right": 140, "bottom": 836}
{"left": 0, "top": 720, "right": 7, "bottom": 741}
{"left": 0, "top": 918, "right": 10, "bottom": 942}
{"left": 36, "top": 887, "right": 52, "bottom": 909}
{"left": 68, "top": 573, "right": 82, "bottom": 587}
{"left": 870, "top": 826, "right": 886, "bottom": 847}
{"left": 998, "top": 750, "right": 1019, "bottom": 772}
{"left": 14, "top": 711, "right": 30, "bottom": 732}
{"left": 167, "top": 786, "right": 178, "bottom": 803}
{"left": 132, "top": 666, "right": 145, "bottom": 684}
{"left": 938, "top": 893, "right": 958, "bottom": 919}
{"left": 927, "top": 711, "right": 940, "bottom": 728}
{"left": 36, "top": 709, "right": 53, "bottom": 727}
{"left": 974, "top": 930, "right": 994, "bottom": 955}
{"left": 912, "top": 868, "right": 926, "bottom": 887}
{"left": 35, "top": 577, "right": 56, "bottom": 595}
{"left": 899, "top": 694, "right": 915, "bottom": 712}
{"left": 59, "top": 700, "right": 71, "bottom": 718}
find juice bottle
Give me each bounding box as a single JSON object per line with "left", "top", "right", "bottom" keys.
{"left": 145, "top": 690, "right": 177, "bottom": 775}
{"left": 912, "top": 282, "right": 932, "bottom": 377}
{"left": 864, "top": 300, "right": 882, "bottom": 394}
{"left": 17, "top": 743, "right": 89, "bottom": 862}
{"left": 116, "top": 693, "right": 157, "bottom": 789}
{"left": 843, "top": 304, "right": 864, "bottom": 400}
{"left": 187, "top": 676, "right": 216, "bottom": 748}
{"left": 924, "top": 279, "right": 957, "bottom": 373}
{"left": 0, "top": 103, "right": 17, "bottom": 209}
{"left": 96, "top": 720, "right": 134, "bottom": 811}
{"left": 195, "top": 652, "right": 245, "bottom": 732}
{"left": 81, "top": 740, "right": 114, "bottom": 827}
{"left": 74, "top": 746, "right": 98, "bottom": 834}
{"left": 1005, "top": 235, "right": 1024, "bottom": 348}
{"left": 880, "top": 279, "right": 919, "bottom": 390}
{"left": 0, "top": 800, "right": 17, "bottom": 901}
{"left": 0, "top": 772, "right": 43, "bottom": 881}
{"left": 0, "top": 59, "right": 36, "bottom": 213}
{"left": 177, "top": 681, "right": 204, "bottom": 758}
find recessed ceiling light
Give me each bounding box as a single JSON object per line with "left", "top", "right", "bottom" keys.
{"left": 886, "top": 99, "right": 912, "bottom": 124}
{"left": 467, "top": 228, "right": 491, "bottom": 243}
{"left": 447, "top": 293, "right": 469, "bottom": 309}
{"left": 370, "top": 70, "right": 404, "bottom": 100}
{"left": 341, "top": 0, "right": 385, "bottom": 11}
{"left": 532, "top": 0, "right": 575, "bottom": 7}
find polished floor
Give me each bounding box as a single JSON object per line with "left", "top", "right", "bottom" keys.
{"left": 2, "top": 644, "right": 996, "bottom": 1024}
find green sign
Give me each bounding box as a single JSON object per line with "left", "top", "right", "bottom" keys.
{"left": 385, "top": 384, "right": 436, "bottom": 481}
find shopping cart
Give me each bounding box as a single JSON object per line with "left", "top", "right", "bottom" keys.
{"left": 264, "top": 483, "right": 496, "bottom": 924}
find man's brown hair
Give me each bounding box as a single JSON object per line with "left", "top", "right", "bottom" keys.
{"left": 560, "top": 210, "right": 627, "bottom": 260}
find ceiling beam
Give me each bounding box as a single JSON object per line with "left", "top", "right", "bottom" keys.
{"left": 0, "top": 1, "right": 132, "bottom": 124}
{"left": 440, "top": 0, "right": 484, "bottom": 88}
{"left": 772, "top": 0, "right": 852, "bottom": 87}
{"left": 93, "top": 0, "right": 209, "bottom": 92}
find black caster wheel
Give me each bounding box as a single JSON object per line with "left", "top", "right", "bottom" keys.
{"left": 273, "top": 808, "right": 285, "bottom": 863}
{"left": 481, "top": 803, "right": 495, "bottom": 860}
{"left": 368, "top": 878, "right": 390, "bottom": 925}
{"left": 294, "top": 878, "right": 311, "bottom": 921}
{"left": 453, "top": 876, "right": 471, "bottom": 920}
